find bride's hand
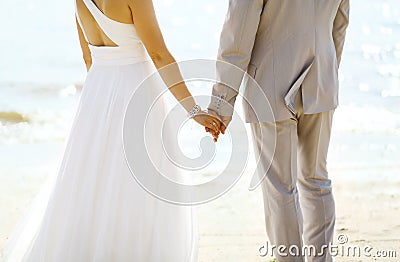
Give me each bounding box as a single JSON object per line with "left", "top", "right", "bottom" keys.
{"left": 192, "top": 111, "right": 222, "bottom": 142}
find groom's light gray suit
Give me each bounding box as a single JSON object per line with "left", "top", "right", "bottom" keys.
{"left": 209, "top": 0, "right": 349, "bottom": 261}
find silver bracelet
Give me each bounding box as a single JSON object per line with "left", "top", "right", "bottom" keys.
{"left": 187, "top": 104, "right": 201, "bottom": 119}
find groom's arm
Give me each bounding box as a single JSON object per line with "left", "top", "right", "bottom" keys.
{"left": 208, "top": 0, "right": 264, "bottom": 117}
{"left": 332, "top": 0, "right": 350, "bottom": 67}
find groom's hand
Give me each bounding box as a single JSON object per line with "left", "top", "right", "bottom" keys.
{"left": 205, "top": 110, "right": 232, "bottom": 137}
{"left": 193, "top": 110, "right": 222, "bottom": 142}
{"left": 219, "top": 116, "right": 232, "bottom": 135}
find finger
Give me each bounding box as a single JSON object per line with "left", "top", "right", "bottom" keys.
{"left": 205, "top": 129, "right": 218, "bottom": 141}
{"left": 211, "top": 131, "right": 219, "bottom": 138}
{"left": 220, "top": 124, "right": 226, "bottom": 134}
{"left": 204, "top": 121, "right": 218, "bottom": 133}
{"left": 203, "top": 118, "right": 221, "bottom": 135}
{"left": 208, "top": 130, "right": 218, "bottom": 137}
{"left": 213, "top": 133, "right": 219, "bottom": 142}
{"left": 212, "top": 131, "right": 219, "bottom": 138}
{"left": 206, "top": 129, "right": 214, "bottom": 136}
{"left": 206, "top": 127, "right": 218, "bottom": 136}
{"left": 209, "top": 121, "right": 220, "bottom": 133}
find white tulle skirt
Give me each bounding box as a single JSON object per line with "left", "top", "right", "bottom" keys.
{"left": 1, "top": 60, "right": 198, "bottom": 262}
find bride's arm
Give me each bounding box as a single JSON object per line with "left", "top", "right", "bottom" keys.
{"left": 76, "top": 18, "right": 92, "bottom": 71}
{"left": 128, "top": 0, "right": 192, "bottom": 111}
{"left": 128, "top": 0, "right": 221, "bottom": 135}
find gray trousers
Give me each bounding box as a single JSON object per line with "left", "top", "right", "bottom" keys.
{"left": 250, "top": 93, "right": 335, "bottom": 262}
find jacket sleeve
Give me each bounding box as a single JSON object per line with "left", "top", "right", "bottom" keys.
{"left": 332, "top": 0, "right": 350, "bottom": 67}
{"left": 208, "top": 0, "right": 264, "bottom": 117}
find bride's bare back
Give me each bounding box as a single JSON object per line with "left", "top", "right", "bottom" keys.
{"left": 76, "top": 0, "right": 173, "bottom": 70}
{"left": 76, "top": 0, "right": 133, "bottom": 47}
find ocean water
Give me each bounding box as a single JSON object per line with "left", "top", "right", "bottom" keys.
{"left": 0, "top": 0, "right": 399, "bottom": 179}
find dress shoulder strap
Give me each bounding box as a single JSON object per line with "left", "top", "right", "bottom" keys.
{"left": 76, "top": 0, "right": 121, "bottom": 46}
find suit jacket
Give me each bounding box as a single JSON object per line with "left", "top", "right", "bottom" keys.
{"left": 208, "top": 0, "right": 350, "bottom": 122}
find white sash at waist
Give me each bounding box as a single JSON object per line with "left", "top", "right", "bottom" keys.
{"left": 89, "top": 44, "right": 150, "bottom": 66}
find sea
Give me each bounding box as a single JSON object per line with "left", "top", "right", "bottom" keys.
{"left": 0, "top": 0, "right": 399, "bottom": 184}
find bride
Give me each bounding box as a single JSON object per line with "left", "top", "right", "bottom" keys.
{"left": 1, "top": 0, "right": 221, "bottom": 261}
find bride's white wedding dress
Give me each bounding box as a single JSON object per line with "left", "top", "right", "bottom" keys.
{"left": 1, "top": 1, "right": 197, "bottom": 261}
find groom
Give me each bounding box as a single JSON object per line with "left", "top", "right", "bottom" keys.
{"left": 207, "top": 0, "right": 349, "bottom": 261}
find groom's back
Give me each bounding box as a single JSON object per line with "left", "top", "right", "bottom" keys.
{"left": 243, "top": 0, "right": 349, "bottom": 121}
{"left": 261, "top": 0, "right": 340, "bottom": 39}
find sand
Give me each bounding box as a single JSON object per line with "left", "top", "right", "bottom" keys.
{"left": 197, "top": 175, "right": 400, "bottom": 261}
{"left": 1, "top": 134, "right": 399, "bottom": 261}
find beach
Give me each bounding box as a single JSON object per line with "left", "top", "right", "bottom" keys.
{"left": 1, "top": 138, "right": 399, "bottom": 261}
{"left": 1, "top": 0, "right": 400, "bottom": 261}
{"left": 197, "top": 175, "right": 400, "bottom": 261}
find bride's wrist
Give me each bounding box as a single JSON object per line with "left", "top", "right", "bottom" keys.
{"left": 187, "top": 104, "right": 201, "bottom": 119}
{"left": 180, "top": 97, "right": 197, "bottom": 114}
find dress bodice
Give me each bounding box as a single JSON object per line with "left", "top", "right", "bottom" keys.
{"left": 75, "top": 0, "right": 149, "bottom": 65}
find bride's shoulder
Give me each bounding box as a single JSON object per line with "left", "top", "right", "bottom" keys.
{"left": 127, "top": 0, "right": 156, "bottom": 8}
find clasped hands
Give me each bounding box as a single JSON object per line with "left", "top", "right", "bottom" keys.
{"left": 192, "top": 110, "right": 232, "bottom": 142}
